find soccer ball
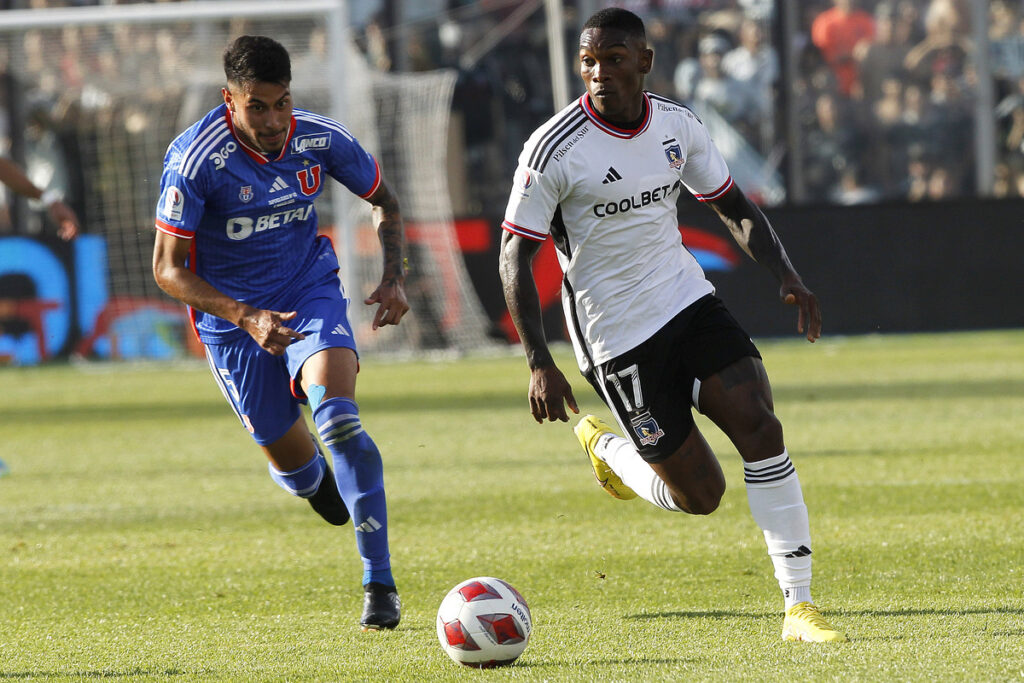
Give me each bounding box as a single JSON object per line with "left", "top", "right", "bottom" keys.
{"left": 436, "top": 577, "right": 532, "bottom": 668}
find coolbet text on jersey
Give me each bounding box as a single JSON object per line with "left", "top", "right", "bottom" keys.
{"left": 502, "top": 92, "right": 734, "bottom": 375}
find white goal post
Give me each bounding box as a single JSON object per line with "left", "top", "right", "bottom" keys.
{"left": 0, "top": 0, "right": 494, "bottom": 359}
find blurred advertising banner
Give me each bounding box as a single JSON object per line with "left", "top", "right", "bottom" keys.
{"left": 0, "top": 235, "right": 198, "bottom": 365}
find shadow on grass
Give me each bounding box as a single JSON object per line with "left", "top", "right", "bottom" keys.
{"left": 625, "top": 605, "right": 1024, "bottom": 623}
{"left": 625, "top": 609, "right": 776, "bottom": 620}
{"left": 843, "top": 606, "right": 1024, "bottom": 617}
{"left": 0, "top": 392, "right": 527, "bottom": 426}
{"left": 518, "top": 657, "right": 696, "bottom": 669}
{"left": 0, "top": 668, "right": 204, "bottom": 679}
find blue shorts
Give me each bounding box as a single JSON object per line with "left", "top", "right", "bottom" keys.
{"left": 204, "top": 277, "right": 358, "bottom": 446}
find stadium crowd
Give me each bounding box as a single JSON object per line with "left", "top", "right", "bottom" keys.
{"left": 357, "top": 0, "right": 1024, "bottom": 207}
{"left": 1, "top": 0, "right": 1022, "bottom": 230}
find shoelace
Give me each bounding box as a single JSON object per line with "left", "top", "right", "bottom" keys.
{"left": 789, "top": 603, "right": 831, "bottom": 629}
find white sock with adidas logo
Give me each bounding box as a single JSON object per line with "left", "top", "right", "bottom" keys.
{"left": 596, "top": 432, "right": 681, "bottom": 512}
{"left": 744, "top": 450, "right": 814, "bottom": 607}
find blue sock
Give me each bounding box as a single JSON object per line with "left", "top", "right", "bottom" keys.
{"left": 268, "top": 448, "right": 325, "bottom": 498}
{"left": 313, "top": 396, "right": 394, "bottom": 587}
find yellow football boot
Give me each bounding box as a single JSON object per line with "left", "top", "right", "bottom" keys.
{"left": 782, "top": 602, "right": 847, "bottom": 642}
{"left": 574, "top": 415, "right": 637, "bottom": 500}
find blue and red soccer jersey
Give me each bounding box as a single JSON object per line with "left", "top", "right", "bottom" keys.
{"left": 155, "top": 103, "right": 380, "bottom": 344}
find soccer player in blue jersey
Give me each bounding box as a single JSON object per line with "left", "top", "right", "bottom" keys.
{"left": 152, "top": 36, "right": 407, "bottom": 630}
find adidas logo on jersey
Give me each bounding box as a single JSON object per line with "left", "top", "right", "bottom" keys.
{"left": 330, "top": 324, "right": 350, "bottom": 336}
{"left": 355, "top": 516, "right": 382, "bottom": 533}
{"left": 601, "top": 167, "right": 623, "bottom": 184}
{"left": 269, "top": 176, "right": 289, "bottom": 193}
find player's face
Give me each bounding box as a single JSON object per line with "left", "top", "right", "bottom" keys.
{"left": 223, "top": 81, "right": 293, "bottom": 154}
{"left": 579, "top": 28, "right": 652, "bottom": 124}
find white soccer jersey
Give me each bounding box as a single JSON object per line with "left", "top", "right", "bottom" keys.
{"left": 503, "top": 91, "right": 734, "bottom": 372}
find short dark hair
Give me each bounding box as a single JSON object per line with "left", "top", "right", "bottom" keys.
{"left": 223, "top": 35, "right": 291, "bottom": 88}
{"left": 582, "top": 7, "right": 647, "bottom": 41}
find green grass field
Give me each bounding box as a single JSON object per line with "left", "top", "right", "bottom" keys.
{"left": 2, "top": 330, "right": 1023, "bottom": 681}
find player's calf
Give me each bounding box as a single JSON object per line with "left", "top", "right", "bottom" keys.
{"left": 313, "top": 396, "right": 396, "bottom": 590}
{"left": 268, "top": 448, "right": 350, "bottom": 526}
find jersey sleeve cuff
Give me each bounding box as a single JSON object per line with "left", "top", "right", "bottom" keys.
{"left": 501, "top": 220, "right": 547, "bottom": 242}
{"left": 358, "top": 158, "right": 382, "bottom": 199}
{"left": 155, "top": 219, "right": 195, "bottom": 239}
{"left": 693, "top": 176, "right": 734, "bottom": 202}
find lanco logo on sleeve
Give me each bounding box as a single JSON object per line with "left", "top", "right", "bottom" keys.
{"left": 292, "top": 133, "right": 331, "bottom": 154}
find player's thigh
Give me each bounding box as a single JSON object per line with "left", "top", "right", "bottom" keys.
{"left": 284, "top": 277, "right": 360, "bottom": 403}
{"left": 298, "top": 347, "right": 358, "bottom": 401}
{"left": 204, "top": 337, "right": 302, "bottom": 446}
{"left": 698, "top": 356, "right": 783, "bottom": 459}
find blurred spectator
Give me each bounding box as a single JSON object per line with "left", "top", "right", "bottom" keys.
{"left": 869, "top": 75, "right": 906, "bottom": 192}
{"left": 811, "top": 0, "right": 876, "bottom": 97}
{"left": 675, "top": 32, "right": 762, "bottom": 143}
{"left": 903, "top": 147, "right": 931, "bottom": 201}
{"left": 803, "top": 91, "right": 866, "bottom": 200}
{"left": 830, "top": 164, "right": 881, "bottom": 204}
{"left": 926, "top": 164, "right": 957, "bottom": 200}
{"left": 903, "top": 0, "right": 971, "bottom": 85}
{"left": 0, "top": 155, "right": 78, "bottom": 240}
{"left": 854, "top": 2, "right": 913, "bottom": 103}
{"left": 991, "top": 2, "right": 1024, "bottom": 85}
{"left": 996, "top": 74, "right": 1024, "bottom": 156}
{"left": 721, "top": 18, "right": 778, "bottom": 147}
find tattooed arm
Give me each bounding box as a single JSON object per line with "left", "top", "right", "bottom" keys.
{"left": 364, "top": 178, "right": 410, "bottom": 330}
{"left": 499, "top": 230, "right": 578, "bottom": 422}
{"left": 705, "top": 183, "right": 821, "bottom": 342}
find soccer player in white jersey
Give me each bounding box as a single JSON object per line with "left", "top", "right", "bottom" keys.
{"left": 152, "top": 36, "right": 407, "bottom": 630}
{"left": 499, "top": 8, "right": 846, "bottom": 642}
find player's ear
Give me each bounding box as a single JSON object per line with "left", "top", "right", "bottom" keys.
{"left": 221, "top": 87, "right": 234, "bottom": 111}
{"left": 639, "top": 47, "right": 653, "bottom": 74}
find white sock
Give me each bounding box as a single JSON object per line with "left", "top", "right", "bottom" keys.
{"left": 595, "top": 432, "right": 681, "bottom": 512}
{"left": 744, "top": 450, "right": 813, "bottom": 609}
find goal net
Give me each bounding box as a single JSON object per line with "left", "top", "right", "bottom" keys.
{"left": 0, "top": 0, "right": 494, "bottom": 361}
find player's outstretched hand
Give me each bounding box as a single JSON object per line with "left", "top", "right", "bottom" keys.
{"left": 242, "top": 309, "right": 306, "bottom": 355}
{"left": 529, "top": 365, "right": 579, "bottom": 424}
{"left": 781, "top": 278, "right": 822, "bottom": 343}
{"left": 364, "top": 279, "right": 410, "bottom": 330}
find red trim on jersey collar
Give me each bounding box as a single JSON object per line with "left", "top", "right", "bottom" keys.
{"left": 224, "top": 108, "right": 297, "bottom": 164}
{"left": 580, "top": 92, "right": 652, "bottom": 139}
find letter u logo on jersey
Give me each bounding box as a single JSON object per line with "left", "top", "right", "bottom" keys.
{"left": 296, "top": 164, "right": 322, "bottom": 196}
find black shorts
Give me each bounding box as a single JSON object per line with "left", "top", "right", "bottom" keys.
{"left": 584, "top": 294, "right": 760, "bottom": 464}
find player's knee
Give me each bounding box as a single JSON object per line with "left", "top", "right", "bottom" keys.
{"left": 671, "top": 470, "right": 725, "bottom": 515}
{"left": 676, "top": 485, "right": 724, "bottom": 515}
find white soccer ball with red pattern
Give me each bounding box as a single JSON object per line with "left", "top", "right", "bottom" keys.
{"left": 436, "top": 576, "right": 532, "bottom": 668}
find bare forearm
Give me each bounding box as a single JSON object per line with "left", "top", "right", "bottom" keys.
{"left": 499, "top": 235, "right": 554, "bottom": 370}
{"left": 0, "top": 158, "right": 43, "bottom": 199}
{"left": 710, "top": 190, "right": 798, "bottom": 284}
{"left": 371, "top": 194, "right": 407, "bottom": 284}
{"left": 154, "top": 263, "right": 251, "bottom": 326}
